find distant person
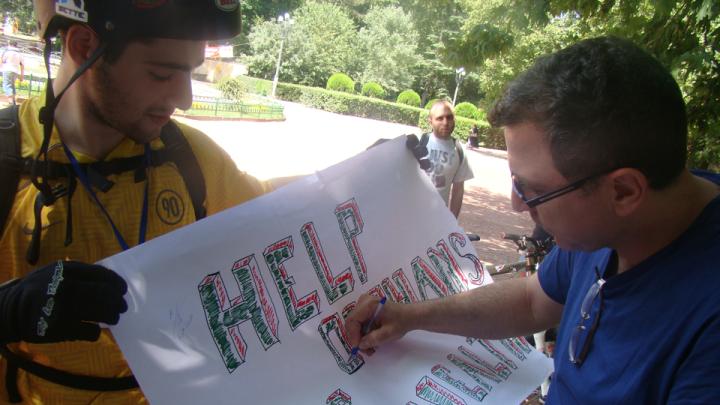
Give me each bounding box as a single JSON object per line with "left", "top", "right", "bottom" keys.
{"left": 467, "top": 124, "right": 480, "bottom": 148}
{"left": 1, "top": 40, "right": 24, "bottom": 105}
{"left": 423, "top": 100, "right": 474, "bottom": 217}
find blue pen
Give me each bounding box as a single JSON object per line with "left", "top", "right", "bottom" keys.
{"left": 350, "top": 296, "right": 387, "bottom": 357}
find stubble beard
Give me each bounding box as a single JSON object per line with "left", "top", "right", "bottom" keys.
{"left": 88, "top": 62, "right": 161, "bottom": 145}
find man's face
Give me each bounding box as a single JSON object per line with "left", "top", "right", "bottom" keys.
{"left": 86, "top": 38, "right": 206, "bottom": 144}
{"left": 429, "top": 103, "right": 455, "bottom": 139}
{"left": 505, "top": 122, "right": 614, "bottom": 251}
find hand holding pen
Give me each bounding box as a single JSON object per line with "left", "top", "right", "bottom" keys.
{"left": 350, "top": 296, "right": 386, "bottom": 357}
{"left": 346, "top": 294, "right": 409, "bottom": 358}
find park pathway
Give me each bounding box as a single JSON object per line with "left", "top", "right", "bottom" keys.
{"left": 178, "top": 82, "right": 535, "bottom": 265}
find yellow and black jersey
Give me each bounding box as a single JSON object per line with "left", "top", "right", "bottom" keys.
{"left": 0, "top": 96, "right": 270, "bottom": 403}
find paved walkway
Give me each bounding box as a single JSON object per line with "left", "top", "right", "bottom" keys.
{"left": 1, "top": 82, "right": 534, "bottom": 265}
{"left": 178, "top": 83, "right": 535, "bottom": 265}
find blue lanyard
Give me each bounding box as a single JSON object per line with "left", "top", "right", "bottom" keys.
{"left": 62, "top": 143, "right": 151, "bottom": 251}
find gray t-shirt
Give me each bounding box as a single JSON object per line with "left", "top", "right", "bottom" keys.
{"left": 424, "top": 133, "right": 474, "bottom": 204}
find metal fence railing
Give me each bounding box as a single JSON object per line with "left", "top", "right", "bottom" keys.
{"left": 188, "top": 95, "right": 284, "bottom": 120}
{"left": 0, "top": 74, "right": 47, "bottom": 100}
{"left": 1, "top": 76, "right": 285, "bottom": 121}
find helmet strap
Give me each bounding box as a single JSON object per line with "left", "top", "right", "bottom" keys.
{"left": 32, "top": 37, "right": 107, "bottom": 204}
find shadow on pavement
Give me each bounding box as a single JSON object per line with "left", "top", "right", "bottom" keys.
{"left": 458, "top": 186, "right": 534, "bottom": 265}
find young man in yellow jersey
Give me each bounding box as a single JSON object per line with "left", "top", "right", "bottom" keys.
{"left": 0, "top": 1, "right": 270, "bottom": 402}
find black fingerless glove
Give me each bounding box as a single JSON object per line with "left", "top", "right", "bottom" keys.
{"left": 405, "top": 134, "right": 431, "bottom": 170}
{"left": 0, "top": 261, "right": 128, "bottom": 343}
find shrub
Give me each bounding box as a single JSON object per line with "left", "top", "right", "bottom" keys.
{"left": 219, "top": 76, "right": 271, "bottom": 98}
{"left": 425, "top": 98, "right": 439, "bottom": 109}
{"left": 326, "top": 73, "right": 355, "bottom": 94}
{"left": 396, "top": 89, "right": 421, "bottom": 107}
{"left": 361, "top": 82, "right": 386, "bottom": 99}
{"left": 234, "top": 75, "right": 506, "bottom": 149}
{"left": 275, "top": 82, "right": 424, "bottom": 126}
{"left": 454, "top": 102, "right": 482, "bottom": 120}
{"left": 217, "top": 77, "right": 246, "bottom": 101}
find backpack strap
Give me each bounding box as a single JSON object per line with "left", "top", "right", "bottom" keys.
{"left": 0, "top": 120, "right": 209, "bottom": 401}
{"left": 8, "top": 121, "right": 208, "bottom": 222}
{"left": 0, "top": 105, "right": 21, "bottom": 238}
{"left": 0, "top": 344, "right": 138, "bottom": 403}
{"left": 454, "top": 138, "right": 464, "bottom": 167}
{"left": 420, "top": 132, "right": 464, "bottom": 166}
{"left": 160, "top": 121, "right": 207, "bottom": 220}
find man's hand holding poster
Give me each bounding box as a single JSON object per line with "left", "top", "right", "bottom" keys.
{"left": 102, "top": 137, "right": 552, "bottom": 404}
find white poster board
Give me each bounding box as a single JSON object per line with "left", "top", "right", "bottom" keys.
{"left": 104, "top": 137, "right": 552, "bottom": 404}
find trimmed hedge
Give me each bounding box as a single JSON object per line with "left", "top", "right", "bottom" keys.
{"left": 361, "top": 82, "right": 386, "bottom": 99}
{"left": 454, "top": 102, "right": 481, "bottom": 120}
{"left": 326, "top": 73, "right": 355, "bottom": 94}
{"left": 277, "top": 82, "right": 423, "bottom": 125}
{"left": 396, "top": 89, "right": 421, "bottom": 107}
{"left": 221, "top": 76, "right": 504, "bottom": 149}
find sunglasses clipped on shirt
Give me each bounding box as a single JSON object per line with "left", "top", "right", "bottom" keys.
{"left": 568, "top": 267, "right": 606, "bottom": 366}
{"left": 512, "top": 168, "right": 618, "bottom": 208}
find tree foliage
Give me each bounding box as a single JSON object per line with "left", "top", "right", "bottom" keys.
{"left": 357, "top": 5, "right": 419, "bottom": 94}
{"left": 454, "top": 101, "right": 482, "bottom": 120}
{"left": 459, "top": 0, "right": 719, "bottom": 169}
{"left": 1, "top": 0, "right": 36, "bottom": 34}
{"left": 247, "top": 1, "right": 360, "bottom": 88}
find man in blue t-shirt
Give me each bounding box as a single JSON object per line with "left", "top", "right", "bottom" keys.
{"left": 347, "top": 36, "right": 720, "bottom": 404}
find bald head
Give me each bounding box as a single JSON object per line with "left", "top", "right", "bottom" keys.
{"left": 428, "top": 100, "right": 455, "bottom": 139}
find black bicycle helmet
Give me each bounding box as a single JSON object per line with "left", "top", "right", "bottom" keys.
{"left": 34, "top": 0, "right": 242, "bottom": 41}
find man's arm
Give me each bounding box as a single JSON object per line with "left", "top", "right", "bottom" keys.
{"left": 347, "top": 273, "right": 563, "bottom": 352}
{"left": 449, "top": 181, "right": 464, "bottom": 218}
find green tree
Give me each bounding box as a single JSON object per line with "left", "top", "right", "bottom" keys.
{"left": 410, "top": 34, "right": 454, "bottom": 105}
{"left": 231, "top": 1, "right": 302, "bottom": 54}
{"left": 0, "top": 0, "right": 35, "bottom": 34}
{"left": 459, "top": 0, "right": 720, "bottom": 169}
{"left": 247, "top": 1, "right": 360, "bottom": 88}
{"left": 357, "top": 5, "right": 419, "bottom": 93}
{"left": 397, "top": 0, "right": 468, "bottom": 103}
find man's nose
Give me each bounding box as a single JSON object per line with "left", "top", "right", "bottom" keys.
{"left": 171, "top": 73, "right": 193, "bottom": 111}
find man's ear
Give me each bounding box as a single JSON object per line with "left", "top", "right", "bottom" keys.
{"left": 608, "top": 168, "right": 648, "bottom": 217}
{"left": 63, "top": 24, "right": 101, "bottom": 66}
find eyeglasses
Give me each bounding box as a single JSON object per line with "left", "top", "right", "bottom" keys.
{"left": 512, "top": 168, "right": 616, "bottom": 208}
{"left": 568, "top": 269, "right": 606, "bottom": 365}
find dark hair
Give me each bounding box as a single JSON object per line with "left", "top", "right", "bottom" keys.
{"left": 102, "top": 37, "right": 154, "bottom": 64}
{"left": 488, "top": 36, "right": 687, "bottom": 189}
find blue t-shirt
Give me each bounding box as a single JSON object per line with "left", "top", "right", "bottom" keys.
{"left": 539, "top": 171, "right": 720, "bottom": 404}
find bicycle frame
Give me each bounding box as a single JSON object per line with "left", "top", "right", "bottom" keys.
{"left": 485, "top": 233, "right": 554, "bottom": 277}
